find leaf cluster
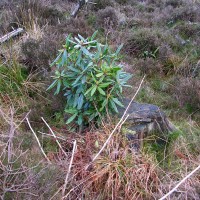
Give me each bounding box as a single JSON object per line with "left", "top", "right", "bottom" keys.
{"left": 48, "top": 32, "right": 132, "bottom": 127}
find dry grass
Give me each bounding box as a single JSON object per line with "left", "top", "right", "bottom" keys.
{"left": 0, "top": 107, "right": 200, "bottom": 199}
{"left": 58, "top": 126, "right": 161, "bottom": 200}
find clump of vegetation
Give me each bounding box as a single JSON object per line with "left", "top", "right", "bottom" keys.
{"left": 97, "top": 7, "right": 118, "bottom": 30}
{"left": 170, "top": 5, "right": 200, "bottom": 23}
{"left": 0, "top": 63, "right": 30, "bottom": 110}
{"left": 48, "top": 32, "right": 132, "bottom": 127}
{"left": 91, "top": 0, "right": 114, "bottom": 11}
{"left": 54, "top": 18, "right": 94, "bottom": 37}
{"left": 135, "top": 58, "right": 163, "bottom": 77}
{"left": 165, "top": 0, "right": 183, "bottom": 8}
{"left": 66, "top": 129, "right": 161, "bottom": 200}
{"left": 11, "top": 0, "right": 64, "bottom": 29}
{"left": 172, "top": 77, "right": 200, "bottom": 111}
{"left": 115, "top": 0, "right": 128, "bottom": 5}
{"left": 21, "top": 37, "right": 59, "bottom": 71}
{"left": 175, "top": 22, "right": 200, "bottom": 39}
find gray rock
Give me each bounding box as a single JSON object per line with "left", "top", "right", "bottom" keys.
{"left": 118, "top": 98, "right": 175, "bottom": 150}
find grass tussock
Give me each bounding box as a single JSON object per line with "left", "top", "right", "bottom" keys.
{"left": 63, "top": 127, "right": 160, "bottom": 200}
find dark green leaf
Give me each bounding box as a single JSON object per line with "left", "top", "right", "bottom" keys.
{"left": 91, "top": 85, "right": 97, "bottom": 96}
{"left": 61, "top": 50, "right": 67, "bottom": 66}
{"left": 91, "top": 30, "right": 98, "bottom": 40}
{"left": 66, "top": 113, "right": 78, "bottom": 124}
{"left": 63, "top": 79, "right": 69, "bottom": 87}
{"left": 110, "top": 100, "right": 118, "bottom": 113}
{"left": 112, "top": 98, "right": 124, "bottom": 107}
{"left": 55, "top": 79, "right": 61, "bottom": 95}
{"left": 77, "top": 115, "right": 83, "bottom": 125}
{"left": 50, "top": 52, "right": 62, "bottom": 67}
{"left": 81, "top": 47, "right": 92, "bottom": 58}
{"left": 68, "top": 65, "right": 81, "bottom": 73}
{"left": 72, "top": 75, "right": 82, "bottom": 86}
{"left": 97, "top": 87, "right": 106, "bottom": 96}
{"left": 47, "top": 79, "right": 57, "bottom": 91}
{"left": 100, "top": 99, "right": 107, "bottom": 111}
{"left": 73, "top": 93, "right": 79, "bottom": 108}
{"left": 99, "top": 82, "right": 112, "bottom": 88}
{"left": 77, "top": 94, "right": 84, "bottom": 110}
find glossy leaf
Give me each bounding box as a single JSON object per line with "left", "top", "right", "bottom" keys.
{"left": 77, "top": 94, "right": 84, "bottom": 110}
{"left": 66, "top": 113, "right": 78, "bottom": 124}
{"left": 99, "top": 82, "right": 112, "bottom": 88}
{"left": 47, "top": 79, "right": 57, "bottom": 91}
{"left": 97, "top": 87, "right": 106, "bottom": 96}
{"left": 55, "top": 79, "right": 61, "bottom": 95}
{"left": 112, "top": 97, "right": 124, "bottom": 107}
{"left": 110, "top": 99, "right": 118, "bottom": 113}
{"left": 77, "top": 115, "right": 83, "bottom": 125}
{"left": 91, "top": 85, "right": 97, "bottom": 96}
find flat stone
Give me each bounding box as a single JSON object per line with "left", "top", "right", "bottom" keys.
{"left": 118, "top": 98, "right": 175, "bottom": 150}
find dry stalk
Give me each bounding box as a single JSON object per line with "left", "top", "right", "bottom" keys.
{"left": 0, "top": 108, "right": 43, "bottom": 199}
{"left": 62, "top": 140, "right": 77, "bottom": 198}
{"left": 7, "top": 108, "right": 15, "bottom": 163}
{"left": 41, "top": 117, "right": 68, "bottom": 158}
{"left": 25, "top": 117, "right": 51, "bottom": 164}
{"left": 159, "top": 164, "right": 200, "bottom": 200}
{"left": 38, "top": 131, "right": 66, "bottom": 141}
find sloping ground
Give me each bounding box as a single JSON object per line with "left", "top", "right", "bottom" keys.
{"left": 0, "top": 0, "right": 199, "bottom": 199}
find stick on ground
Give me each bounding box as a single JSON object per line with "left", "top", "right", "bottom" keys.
{"left": 62, "top": 140, "right": 77, "bottom": 197}
{"left": 159, "top": 164, "right": 200, "bottom": 200}
{"left": 26, "top": 117, "right": 51, "bottom": 164}
{"left": 0, "top": 28, "right": 24, "bottom": 44}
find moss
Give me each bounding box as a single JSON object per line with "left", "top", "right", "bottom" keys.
{"left": 43, "top": 137, "right": 58, "bottom": 153}
{"left": 87, "top": 14, "right": 97, "bottom": 26}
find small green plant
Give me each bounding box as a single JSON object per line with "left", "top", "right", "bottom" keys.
{"left": 142, "top": 47, "right": 159, "bottom": 59}
{"left": 48, "top": 32, "right": 132, "bottom": 127}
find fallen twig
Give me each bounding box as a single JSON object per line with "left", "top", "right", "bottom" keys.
{"left": 0, "top": 28, "right": 24, "bottom": 44}
{"left": 41, "top": 117, "right": 68, "bottom": 158}
{"left": 159, "top": 164, "right": 200, "bottom": 200}
{"left": 71, "top": 0, "right": 88, "bottom": 18}
{"left": 38, "top": 131, "right": 66, "bottom": 141}
{"left": 62, "top": 140, "right": 77, "bottom": 198}
{"left": 25, "top": 117, "right": 51, "bottom": 164}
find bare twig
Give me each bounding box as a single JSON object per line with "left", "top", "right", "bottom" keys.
{"left": 62, "top": 140, "right": 77, "bottom": 198}
{"left": 159, "top": 164, "right": 200, "bottom": 200}
{"left": 90, "top": 75, "right": 146, "bottom": 164}
{"left": 71, "top": 0, "right": 87, "bottom": 18}
{"left": 41, "top": 117, "right": 68, "bottom": 158}
{"left": 7, "top": 108, "right": 15, "bottom": 163}
{"left": 0, "top": 28, "right": 24, "bottom": 44}
{"left": 38, "top": 131, "right": 66, "bottom": 141}
{"left": 25, "top": 117, "right": 51, "bottom": 164}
